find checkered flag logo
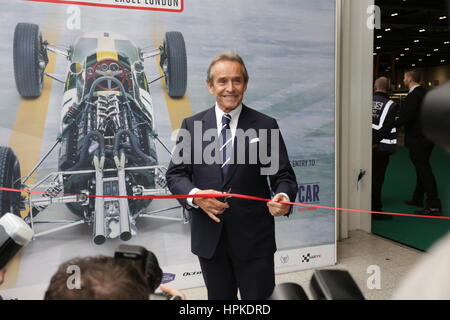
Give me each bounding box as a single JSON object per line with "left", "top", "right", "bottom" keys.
{"left": 301, "top": 253, "right": 311, "bottom": 263}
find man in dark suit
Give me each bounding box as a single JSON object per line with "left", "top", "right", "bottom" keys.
{"left": 166, "top": 52, "right": 297, "bottom": 300}
{"left": 397, "top": 70, "right": 441, "bottom": 215}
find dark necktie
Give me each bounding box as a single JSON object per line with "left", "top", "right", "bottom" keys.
{"left": 220, "top": 113, "right": 232, "bottom": 177}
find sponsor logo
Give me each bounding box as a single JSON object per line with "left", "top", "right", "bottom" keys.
{"left": 182, "top": 271, "right": 202, "bottom": 277}
{"left": 161, "top": 273, "right": 176, "bottom": 284}
{"left": 280, "top": 255, "right": 289, "bottom": 264}
{"left": 301, "top": 253, "right": 322, "bottom": 263}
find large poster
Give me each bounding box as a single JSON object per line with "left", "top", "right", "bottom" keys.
{"left": 0, "top": 0, "right": 336, "bottom": 295}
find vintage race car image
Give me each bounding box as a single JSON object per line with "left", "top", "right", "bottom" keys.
{"left": 0, "top": 23, "right": 188, "bottom": 244}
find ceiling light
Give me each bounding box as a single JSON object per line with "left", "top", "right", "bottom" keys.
{"left": 419, "top": 29, "right": 426, "bottom": 32}
{"left": 391, "top": 13, "right": 398, "bottom": 17}
{"left": 434, "top": 48, "right": 439, "bottom": 52}
{"left": 385, "top": 28, "right": 391, "bottom": 32}
{"left": 405, "top": 48, "right": 410, "bottom": 51}
{"left": 427, "top": 54, "right": 431, "bottom": 56}
{"left": 441, "top": 60, "right": 446, "bottom": 63}
{"left": 377, "top": 35, "right": 382, "bottom": 39}
{"left": 444, "top": 41, "right": 450, "bottom": 44}
{"left": 439, "top": 16, "right": 447, "bottom": 20}
{"left": 395, "top": 57, "right": 400, "bottom": 60}
{"left": 376, "top": 46, "right": 381, "bottom": 50}
{"left": 400, "top": 54, "right": 405, "bottom": 56}
{"left": 418, "top": 59, "right": 422, "bottom": 62}
{"left": 412, "top": 64, "right": 416, "bottom": 67}
{"left": 414, "top": 40, "right": 419, "bottom": 43}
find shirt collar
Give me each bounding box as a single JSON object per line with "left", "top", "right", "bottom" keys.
{"left": 409, "top": 84, "right": 420, "bottom": 93}
{"left": 215, "top": 103, "right": 242, "bottom": 125}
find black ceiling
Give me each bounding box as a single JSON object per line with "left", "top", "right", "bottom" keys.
{"left": 374, "top": 0, "right": 450, "bottom": 75}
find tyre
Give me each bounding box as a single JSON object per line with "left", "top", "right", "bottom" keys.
{"left": 161, "top": 31, "right": 187, "bottom": 98}
{"left": 13, "top": 23, "right": 47, "bottom": 98}
{"left": 0, "top": 147, "right": 22, "bottom": 217}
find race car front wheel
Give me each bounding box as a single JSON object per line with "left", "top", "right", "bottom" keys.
{"left": 0, "top": 147, "right": 22, "bottom": 217}
{"left": 161, "top": 31, "right": 187, "bottom": 98}
{"left": 13, "top": 23, "right": 48, "bottom": 98}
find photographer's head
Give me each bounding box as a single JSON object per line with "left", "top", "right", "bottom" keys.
{"left": 44, "top": 256, "right": 150, "bottom": 300}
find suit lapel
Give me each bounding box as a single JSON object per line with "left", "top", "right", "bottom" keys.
{"left": 222, "top": 105, "right": 256, "bottom": 187}
{"left": 201, "top": 107, "right": 223, "bottom": 180}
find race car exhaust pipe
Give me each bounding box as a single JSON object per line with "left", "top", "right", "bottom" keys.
{"left": 93, "top": 156, "right": 106, "bottom": 245}
{"left": 116, "top": 153, "right": 132, "bottom": 241}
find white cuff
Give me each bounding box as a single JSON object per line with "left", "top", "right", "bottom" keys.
{"left": 188, "top": 188, "right": 201, "bottom": 208}
{"left": 277, "top": 193, "right": 291, "bottom": 202}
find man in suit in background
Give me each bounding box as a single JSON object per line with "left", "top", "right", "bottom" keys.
{"left": 166, "top": 52, "right": 298, "bottom": 300}
{"left": 397, "top": 70, "right": 441, "bottom": 215}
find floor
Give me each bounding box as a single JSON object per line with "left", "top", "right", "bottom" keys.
{"left": 181, "top": 230, "right": 424, "bottom": 300}
{"left": 372, "top": 146, "right": 450, "bottom": 251}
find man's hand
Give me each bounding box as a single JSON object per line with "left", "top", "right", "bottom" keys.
{"left": 193, "top": 190, "right": 229, "bottom": 223}
{"left": 159, "top": 284, "right": 186, "bottom": 300}
{"left": 0, "top": 268, "right": 6, "bottom": 286}
{"left": 267, "top": 193, "right": 291, "bottom": 217}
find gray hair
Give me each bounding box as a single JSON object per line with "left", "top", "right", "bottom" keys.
{"left": 206, "top": 51, "right": 249, "bottom": 83}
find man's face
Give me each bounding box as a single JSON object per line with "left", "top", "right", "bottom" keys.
{"left": 403, "top": 73, "right": 411, "bottom": 89}
{"left": 206, "top": 60, "right": 247, "bottom": 113}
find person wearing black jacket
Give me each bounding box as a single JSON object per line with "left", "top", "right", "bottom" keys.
{"left": 372, "top": 77, "right": 398, "bottom": 219}
{"left": 397, "top": 70, "right": 441, "bottom": 215}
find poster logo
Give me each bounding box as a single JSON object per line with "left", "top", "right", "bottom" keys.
{"left": 182, "top": 271, "right": 202, "bottom": 277}
{"left": 161, "top": 273, "right": 176, "bottom": 284}
{"left": 301, "top": 253, "right": 321, "bottom": 263}
{"left": 27, "top": 0, "right": 184, "bottom": 12}
{"left": 298, "top": 183, "right": 320, "bottom": 204}
{"left": 280, "top": 255, "right": 289, "bottom": 264}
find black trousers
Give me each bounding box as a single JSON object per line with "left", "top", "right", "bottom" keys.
{"left": 198, "top": 228, "right": 275, "bottom": 300}
{"left": 407, "top": 140, "right": 441, "bottom": 209}
{"left": 372, "top": 151, "right": 391, "bottom": 212}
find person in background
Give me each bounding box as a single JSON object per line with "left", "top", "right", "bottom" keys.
{"left": 371, "top": 76, "right": 398, "bottom": 220}
{"left": 393, "top": 231, "right": 450, "bottom": 299}
{"left": 397, "top": 70, "right": 441, "bottom": 215}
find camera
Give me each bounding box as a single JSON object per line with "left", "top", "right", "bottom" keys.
{"left": 0, "top": 213, "right": 34, "bottom": 270}
{"left": 268, "top": 269, "right": 365, "bottom": 300}
{"left": 114, "top": 244, "right": 181, "bottom": 300}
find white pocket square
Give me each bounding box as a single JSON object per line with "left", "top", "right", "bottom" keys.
{"left": 250, "top": 138, "right": 260, "bottom": 144}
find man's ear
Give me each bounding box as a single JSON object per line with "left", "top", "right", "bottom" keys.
{"left": 206, "top": 80, "right": 214, "bottom": 95}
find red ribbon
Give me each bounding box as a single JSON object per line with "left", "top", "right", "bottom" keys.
{"left": 0, "top": 186, "right": 448, "bottom": 220}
